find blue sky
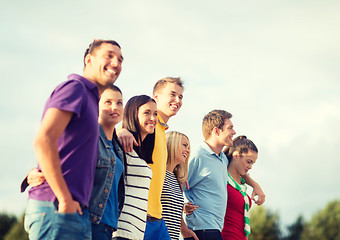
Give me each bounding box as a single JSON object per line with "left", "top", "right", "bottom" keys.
{"left": 1, "top": 0, "right": 339, "bottom": 228}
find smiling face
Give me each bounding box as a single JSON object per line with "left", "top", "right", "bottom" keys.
{"left": 232, "top": 150, "right": 258, "bottom": 176}
{"left": 175, "top": 135, "right": 190, "bottom": 166}
{"left": 84, "top": 43, "right": 123, "bottom": 89}
{"left": 98, "top": 88, "right": 123, "bottom": 127}
{"left": 138, "top": 101, "right": 158, "bottom": 141}
{"left": 217, "top": 118, "right": 236, "bottom": 147}
{"left": 153, "top": 82, "right": 183, "bottom": 123}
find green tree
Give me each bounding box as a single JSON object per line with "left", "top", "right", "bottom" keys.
{"left": 300, "top": 199, "right": 340, "bottom": 240}
{"left": 283, "top": 215, "right": 304, "bottom": 240}
{"left": 248, "top": 205, "right": 282, "bottom": 240}
{"left": 4, "top": 214, "right": 28, "bottom": 240}
{"left": 0, "top": 213, "right": 17, "bottom": 240}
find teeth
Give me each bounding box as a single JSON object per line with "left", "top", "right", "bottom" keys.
{"left": 107, "top": 69, "right": 116, "bottom": 74}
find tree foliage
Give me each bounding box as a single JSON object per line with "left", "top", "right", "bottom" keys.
{"left": 4, "top": 214, "right": 28, "bottom": 240}
{"left": 248, "top": 205, "right": 282, "bottom": 240}
{"left": 0, "top": 213, "right": 17, "bottom": 240}
{"left": 283, "top": 215, "right": 304, "bottom": 240}
{"left": 300, "top": 199, "right": 340, "bottom": 240}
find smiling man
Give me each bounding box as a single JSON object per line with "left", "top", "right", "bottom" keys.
{"left": 24, "top": 39, "right": 123, "bottom": 240}
{"left": 184, "top": 110, "right": 265, "bottom": 240}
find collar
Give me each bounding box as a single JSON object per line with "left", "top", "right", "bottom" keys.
{"left": 201, "top": 141, "right": 225, "bottom": 160}
{"left": 67, "top": 73, "right": 99, "bottom": 98}
{"left": 157, "top": 114, "right": 169, "bottom": 130}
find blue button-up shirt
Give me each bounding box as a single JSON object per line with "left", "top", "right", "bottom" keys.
{"left": 184, "top": 142, "right": 229, "bottom": 231}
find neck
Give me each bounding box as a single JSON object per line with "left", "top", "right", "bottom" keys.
{"left": 158, "top": 111, "right": 170, "bottom": 124}
{"left": 228, "top": 164, "right": 241, "bottom": 184}
{"left": 166, "top": 162, "right": 177, "bottom": 173}
{"left": 82, "top": 73, "right": 106, "bottom": 96}
{"left": 205, "top": 139, "right": 223, "bottom": 155}
{"left": 100, "top": 122, "right": 115, "bottom": 140}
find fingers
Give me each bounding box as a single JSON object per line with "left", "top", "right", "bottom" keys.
{"left": 184, "top": 202, "right": 198, "bottom": 215}
{"left": 185, "top": 180, "right": 190, "bottom": 190}
{"left": 27, "top": 169, "right": 45, "bottom": 187}
{"left": 77, "top": 204, "right": 83, "bottom": 215}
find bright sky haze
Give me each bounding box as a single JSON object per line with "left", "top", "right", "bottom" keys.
{"left": 1, "top": 0, "right": 339, "bottom": 229}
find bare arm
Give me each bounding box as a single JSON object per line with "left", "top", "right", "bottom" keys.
{"left": 242, "top": 174, "right": 265, "bottom": 205}
{"left": 180, "top": 215, "right": 198, "bottom": 240}
{"left": 34, "top": 108, "right": 82, "bottom": 214}
{"left": 116, "top": 128, "right": 138, "bottom": 153}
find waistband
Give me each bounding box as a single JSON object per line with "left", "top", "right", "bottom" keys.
{"left": 147, "top": 215, "right": 163, "bottom": 222}
{"left": 194, "top": 229, "right": 220, "bottom": 233}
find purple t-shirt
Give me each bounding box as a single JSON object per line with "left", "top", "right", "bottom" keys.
{"left": 28, "top": 74, "right": 99, "bottom": 207}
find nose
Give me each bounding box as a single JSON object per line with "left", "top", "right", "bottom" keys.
{"left": 111, "top": 57, "right": 119, "bottom": 67}
{"left": 111, "top": 103, "right": 118, "bottom": 111}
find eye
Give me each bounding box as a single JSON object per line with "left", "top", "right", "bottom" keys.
{"left": 117, "top": 101, "right": 123, "bottom": 106}
{"left": 104, "top": 100, "right": 112, "bottom": 105}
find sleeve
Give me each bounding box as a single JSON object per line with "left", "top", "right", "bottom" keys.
{"left": 46, "top": 80, "right": 86, "bottom": 118}
{"left": 187, "top": 155, "right": 204, "bottom": 189}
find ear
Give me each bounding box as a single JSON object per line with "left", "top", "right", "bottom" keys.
{"left": 232, "top": 151, "right": 240, "bottom": 160}
{"left": 84, "top": 54, "right": 92, "bottom": 67}
{"left": 212, "top": 127, "right": 220, "bottom": 136}
{"left": 153, "top": 92, "right": 159, "bottom": 102}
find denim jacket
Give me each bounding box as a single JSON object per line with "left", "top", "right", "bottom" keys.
{"left": 89, "top": 125, "right": 126, "bottom": 224}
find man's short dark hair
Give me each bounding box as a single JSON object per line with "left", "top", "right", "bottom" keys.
{"left": 83, "top": 39, "right": 121, "bottom": 66}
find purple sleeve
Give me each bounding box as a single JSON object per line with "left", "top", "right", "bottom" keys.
{"left": 45, "top": 80, "right": 86, "bottom": 117}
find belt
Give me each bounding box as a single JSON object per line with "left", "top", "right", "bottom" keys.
{"left": 194, "top": 229, "right": 220, "bottom": 233}
{"left": 147, "top": 215, "right": 163, "bottom": 222}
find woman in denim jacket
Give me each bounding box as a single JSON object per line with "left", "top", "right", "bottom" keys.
{"left": 89, "top": 85, "right": 127, "bottom": 239}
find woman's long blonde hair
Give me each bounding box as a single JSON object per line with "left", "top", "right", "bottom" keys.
{"left": 165, "top": 131, "right": 190, "bottom": 187}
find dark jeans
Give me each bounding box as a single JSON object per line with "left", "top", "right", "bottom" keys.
{"left": 92, "top": 222, "right": 115, "bottom": 240}
{"left": 184, "top": 229, "right": 222, "bottom": 240}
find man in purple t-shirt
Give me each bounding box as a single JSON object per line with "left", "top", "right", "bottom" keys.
{"left": 24, "top": 40, "right": 124, "bottom": 240}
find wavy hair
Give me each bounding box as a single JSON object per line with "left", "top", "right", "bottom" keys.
{"left": 122, "top": 95, "right": 156, "bottom": 164}
{"left": 165, "top": 131, "right": 190, "bottom": 187}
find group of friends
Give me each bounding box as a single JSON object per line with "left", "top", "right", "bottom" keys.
{"left": 21, "top": 39, "right": 265, "bottom": 240}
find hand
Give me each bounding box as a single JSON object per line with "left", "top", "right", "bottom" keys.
{"left": 58, "top": 199, "right": 83, "bottom": 215}
{"left": 181, "top": 225, "right": 199, "bottom": 240}
{"left": 251, "top": 183, "right": 266, "bottom": 205}
{"left": 27, "top": 168, "right": 45, "bottom": 187}
{"left": 116, "top": 128, "right": 138, "bottom": 153}
{"left": 184, "top": 202, "right": 198, "bottom": 215}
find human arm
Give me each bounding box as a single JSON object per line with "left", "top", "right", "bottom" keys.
{"left": 180, "top": 216, "right": 198, "bottom": 240}
{"left": 34, "top": 108, "right": 82, "bottom": 214}
{"left": 242, "top": 174, "right": 265, "bottom": 205}
{"left": 116, "top": 128, "right": 138, "bottom": 153}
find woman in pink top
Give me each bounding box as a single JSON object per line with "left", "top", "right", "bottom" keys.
{"left": 222, "top": 136, "right": 258, "bottom": 240}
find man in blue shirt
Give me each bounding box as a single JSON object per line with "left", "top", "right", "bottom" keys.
{"left": 184, "top": 110, "right": 265, "bottom": 240}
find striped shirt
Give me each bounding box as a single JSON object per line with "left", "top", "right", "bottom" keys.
{"left": 161, "top": 171, "right": 184, "bottom": 240}
{"left": 114, "top": 150, "right": 152, "bottom": 240}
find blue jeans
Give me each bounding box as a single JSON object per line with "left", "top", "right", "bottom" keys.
{"left": 92, "top": 222, "right": 115, "bottom": 240}
{"left": 143, "top": 219, "right": 171, "bottom": 240}
{"left": 24, "top": 199, "right": 91, "bottom": 240}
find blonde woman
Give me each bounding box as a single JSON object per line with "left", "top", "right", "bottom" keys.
{"left": 161, "top": 131, "right": 197, "bottom": 240}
